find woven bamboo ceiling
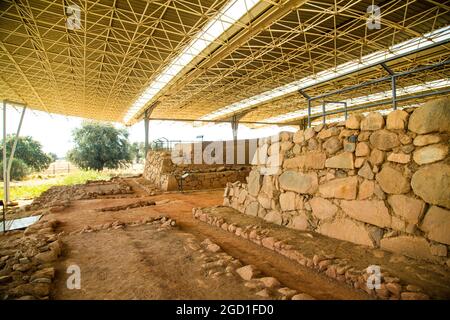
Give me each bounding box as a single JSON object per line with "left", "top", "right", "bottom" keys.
{"left": 0, "top": 0, "right": 449, "bottom": 125}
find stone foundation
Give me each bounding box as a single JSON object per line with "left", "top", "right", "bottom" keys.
{"left": 223, "top": 97, "right": 450, "bottom": 265}
{"left": 143, "top": 150, "right": 250, "bottom": 191}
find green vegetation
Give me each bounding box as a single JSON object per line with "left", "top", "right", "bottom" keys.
{"left": 130, "top": 142, "right": 145, "bottom": 163}
{"left": 67, "top": 122, "right": 132, "bottom": 171}
{"left": 0, "top": 158, "right": 30, "bottom": 181}
{"left": 0, "top": 135, "right": 54, "bottom": 180}
{"left": 0, "top": 170, "right": 111, "bottom": 201}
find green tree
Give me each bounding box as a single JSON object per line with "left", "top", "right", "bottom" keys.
{"left": 130, "top": 142, "right": 145, "bottom": 163}
{"left": 0, "top": 158, "right": 30, "bottom": 181}
{"left": 67, "top": 122, "right": 132, "bottom": 171}
{"left": 0, "top": 135, "right": 53, "bottom": 173}
{"left": 48, "top": 152, "right": 58, "bottom": 162}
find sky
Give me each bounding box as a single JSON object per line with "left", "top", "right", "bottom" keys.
{"left": 2, "top": 105, "right": 297, "bottom": 158}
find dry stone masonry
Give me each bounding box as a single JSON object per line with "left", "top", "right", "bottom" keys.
{"left": 223, "top": 98, "right": 450, "bottom": 265}
{"left": 143, "top": 150, "right": 250, "bottom": 191}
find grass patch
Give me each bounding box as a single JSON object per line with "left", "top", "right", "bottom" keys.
{"left": 0, "top": 170, "right": 112, "bottom": 201}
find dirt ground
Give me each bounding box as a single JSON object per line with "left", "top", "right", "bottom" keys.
{"left": 36, "top": 178, "right": 370, "bottom": 300}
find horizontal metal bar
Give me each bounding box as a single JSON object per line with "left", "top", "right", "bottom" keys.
{"left": 309, "top": 88, "right": 450, "bottom": 119}
{"left": 310, "top": 59, "right": 450, "bottom": 101}
{"left": 302, "top": 37, "right": 450, "bottom": 93}
{"left": 144, "top": 117, "right": 284, "bottom": 126}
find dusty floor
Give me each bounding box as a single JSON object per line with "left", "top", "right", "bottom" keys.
{"left": 38, "top": 178, "right": 370, "bottom": 300}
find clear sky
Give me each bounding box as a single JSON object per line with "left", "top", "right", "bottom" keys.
{"left": 2, "top": 105, "right": 296, "bottom": 158}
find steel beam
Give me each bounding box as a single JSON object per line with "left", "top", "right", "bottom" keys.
{"left": 144, "top": 109, "right": 149, "bottom": 158}
{"left": 2, "top": 101, "right": 6, "bottom": 233}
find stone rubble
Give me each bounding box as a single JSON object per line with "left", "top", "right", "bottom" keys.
{"left": 192, "top": 207, "right": 433, "bottom": 300}
{"left": 185, "top": 236, "right": 314, "bottom": 300}
{"left": 0, "top": 218, "right": 62, "bottom": 300}
{"left": 70, "top": 215, "right": 177, "bottom": 235}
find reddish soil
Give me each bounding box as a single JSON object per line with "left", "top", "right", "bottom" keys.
{"left": 48, "top": 178, "right": 369, "bottom": 300}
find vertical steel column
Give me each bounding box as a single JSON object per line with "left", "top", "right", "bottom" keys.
{"left": 392, "top": 76, "right": 397, "bottom": 110}
{"left": 144, "top": 109, "right": 149, "bottom": 159}
{"left": 231, "top": 115, "right": 238, "bottom": 142}
{"left": 2, "top": 101, "right": 6, "bottom": 232}
{"left": 307, "top": 99, "right": 311, "bottom": 128}
{"left": 7, "top": 106, "right": 26, "bottom": 203}
{"left": 322, "top": 102, "right": 326, "bottom": 124}
{"left": 344, "top": 102, "right": 348, "bottom": 120}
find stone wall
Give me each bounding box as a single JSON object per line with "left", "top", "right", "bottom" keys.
{"left": 223, "top": 98, "right": 450, "bottom": 265}
{"left": 143, "top": 150, "right": 250, "bottom": 191}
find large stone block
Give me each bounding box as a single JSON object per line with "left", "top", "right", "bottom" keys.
{"left": 318, "top": 218, "right": 374, "bottom": 247}
{"left": 408, "top": 97, "right": 450, "bottom": 134}
{"left": 309, "top": 197, "right": 337, "bottom": 220}
{"left": 247, "top": 170, "right": 262, "bottom": 196}
{"left": 358, "top": 180, "right": 374, "bottom": 200}
{"left": 290, "top": 212, "right": 309, "bottom": 230}
{"left": 413, "top": 144, "right": 448, "bottom": 165}
{"left": 304, "top": 152, "right": 327, "bottom": 169}
{"left": 257, "top": 194, "right": 272, "bottom": 209}
{"left": 361, "top": 112, "right": 385, "bottom": 131}
{"left": 260, "top": 175, "right": 277, "bottom": 198}
{"left": 325, "top": 152, "right": 354, "bottom": 169}
{"left": 376, "top": 166, "right": 410, "bottom": 194}
{"left": 411, "top": 164, "right": 450, "bottom": 209}
{"left": 386, "top": 110, "right": 408, "bottom": 130}
{"left": 293, "top": 130, "right": 305, "bottom": 144}
{"left": 264, "top": 210, "right": 282, "bottom": 225}
{"left": 322, "top": 136, "right": 342, "bottom": 155}
{"left": 340, "top": 200, "right": 391, "bottom": 228}
{"left": 420, "top": 206, "right": 450, "bottom": 245}
{"left": 387, "top": 195, "right": 425, "bottom": 225}
{"left": 319, "top": 176, "right": 358, "bottom": 200}
{"left": 369, "top": 130, "right": 400, "bottom": 151}
{"left": 345, "top": 114, "right": 363, "bottom": 130}
{"left": 279, "top": 192, "right": 296, "bottom": 211}
{"left": 355, "top": 142, "right": 370, "bottom": 157}
{"left": 245, "top": 201, "right": 260, "bottom": 217}
{"left": 283, "top": 156, "right": 304, "bottom": 169}
{"left": 413, "top": 134, "right": 441, "bottom": 147}
{"left": 279, "top": 171, "right": 318, "bottom": 194}
{"left": 357, "top": 161, "right": 374, "bottom": 180}
{"left": 387, "top": 153, "right": 410, "bottom": 164}
{"left": 380, "top": 236, "right": 434, "bottom": 261}
{"left": 317, "top": 127, "right": 340, "bottom": 140}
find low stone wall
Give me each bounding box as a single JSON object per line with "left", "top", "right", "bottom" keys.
{"left": 143, "top": 151, "right": 250, "bottom": 191}
{"left": 223, "top": 98, "right": 450, "bottom": 265}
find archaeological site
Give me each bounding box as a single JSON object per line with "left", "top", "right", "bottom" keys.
{"left": 0, "top": 0, "right": 449, "bottom": 310}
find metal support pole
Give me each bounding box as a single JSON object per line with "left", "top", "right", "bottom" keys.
{"left": 344, "top": 102, "right": 348, "bottom": 120}
{"left": 7, "top": 106, "right": 26, "bottom": 183}
{"left": 231, "top": 115, "right": 239, "bottom": 142}
{"left": 307, "top": 99, "right": 311, "bottom": 128}
{"left": 322, "top": 102, "right": 326, "bottom": 124}
{"left": 144, "top": 109, "right": 149, "bottom": 159}
{"left": 392, "top": 76, "right": 397, "bottom": 110}
{"left": 2, "top": 101, "right": 7, "bottom": 232}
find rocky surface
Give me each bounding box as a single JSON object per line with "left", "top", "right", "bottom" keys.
{"left": 193, "top": 206, "right": 450, "bottom": 300}
{"left": 143, "top": 151, "right": 250, "bottom": 191}
{"left": 185, "top": 235, "right": 315, "bottom": 300}
{"left": 223, "top": 97, "right": 450, "bottom": 264}
{"left": 0, "top": 218, "right": 62, "bottom": 300}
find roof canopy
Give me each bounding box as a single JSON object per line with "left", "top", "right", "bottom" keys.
{"left": 0, "top": 0, "right": 449, "bottom": 125}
